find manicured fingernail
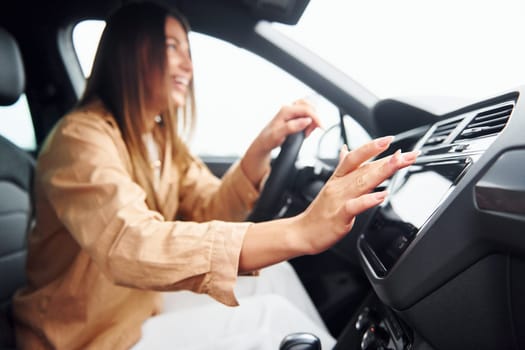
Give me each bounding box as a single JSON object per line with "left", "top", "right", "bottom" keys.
{"left": 376, "top": 135, "right": 395, "bottom": 148}
{"left": 303, "top": 118, "right": 312, "bottom": 125}
{"left": 375, "top": 190, "right": 388, "bottom": 201}
{"left": 389, "top": 149, "right": 402, "bottom": 164}
{"left": 313, "top": 117, "right": 324, "bottom": 130}
{"left": 339, "top": 144, "right": 349, "bottom": 159}
{"left": 402, "top": 150, "right": 421, "bottom": 162}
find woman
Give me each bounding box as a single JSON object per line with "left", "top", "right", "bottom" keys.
{"left": 13, "top": 2, "right": 418, "bottom": 349}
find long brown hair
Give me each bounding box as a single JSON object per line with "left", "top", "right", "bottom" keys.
{"left": 80, "top": 1, "right": 195, "bottom": 208}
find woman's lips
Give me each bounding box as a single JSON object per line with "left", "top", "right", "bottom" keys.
{"left": 172, "top": 76, "right": 189, "bottom": 92}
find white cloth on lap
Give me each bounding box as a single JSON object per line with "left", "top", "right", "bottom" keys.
{"left": 133, "top": 262, "right": 336, "bottom": 349}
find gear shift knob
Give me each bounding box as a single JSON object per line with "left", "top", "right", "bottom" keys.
{"left": 279, "top": 332, "right": 321, "bottom": 350}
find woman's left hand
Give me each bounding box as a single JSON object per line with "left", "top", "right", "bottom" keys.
{"left": 240, "top": 99, "right": 322, "bottom": 189}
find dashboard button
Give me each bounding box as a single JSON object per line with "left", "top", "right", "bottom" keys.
{"left": 361, "top": 325, "right": 390, "bottom": 350}
{"left": 355, "top": 307, "right": 380, "bottom": 333}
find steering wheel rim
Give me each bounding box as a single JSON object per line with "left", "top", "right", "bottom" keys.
{"left": 246, "top": 131, "right": 305, "bottom": 222}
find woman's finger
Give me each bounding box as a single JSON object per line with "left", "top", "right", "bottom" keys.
{"left": 333, "top": 136, "right": 394, "bottom": 177}
{"left": 292, "top": 98, "right": 316, "bottom": 112}
{"left": 339, "top": 144, "right": 349, "bottom": 162}
{"left": 295, "top": 99, "right": 324, "bottom": 134}
{"left": 260, "top": 103, "right": 322, "bottom": 152}
{"left": 283, "top": 104, "right": 322, "bottom": 131}
{"left": 269, "top": 116, "right": 312, "bottom": 148}
{"left": 341, "top": 191, "right": 388, "bottom": 226}
{"left": 340, "top": 149, "right": 419, "bottom": 196}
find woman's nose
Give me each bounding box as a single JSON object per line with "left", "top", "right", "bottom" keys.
{"left": 179, "top": 53, "right": 193, "bottom": 73}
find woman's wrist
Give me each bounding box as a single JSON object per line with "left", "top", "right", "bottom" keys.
{"left": 240, "top": 143, "right": 270, "bottom": 189}
{"left": 239, "top": 215, "right": 309, "bottom": 273}
{"left": 284, "top": 213, "right": 316, "bottom": 256}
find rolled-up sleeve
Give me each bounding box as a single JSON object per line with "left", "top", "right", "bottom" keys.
{"left": 39, "top": 114, "right": 250, "bottom": 306}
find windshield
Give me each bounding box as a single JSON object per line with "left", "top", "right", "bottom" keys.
{"left": 274, "top": 0, "right": 525, "bottom": 112}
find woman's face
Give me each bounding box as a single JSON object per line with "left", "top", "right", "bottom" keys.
{"left": 165, "top": 16, "right": 193, "bottom": 107}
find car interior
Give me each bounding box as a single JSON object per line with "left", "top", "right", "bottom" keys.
{"left": 1, "top": 0, "right": 525, "bottom": 349}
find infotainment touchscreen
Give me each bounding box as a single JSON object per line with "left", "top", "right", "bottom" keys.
{"left": 360, "top": 157, "right": 472, "bottom": 275}
{"left": 388, "top": 159, "right": 471, "bottom": 229}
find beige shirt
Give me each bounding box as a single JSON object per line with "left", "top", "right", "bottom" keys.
{"left": 13, "top": 100, "right": 259, "bottom": 350}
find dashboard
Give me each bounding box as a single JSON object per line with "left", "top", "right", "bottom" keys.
{"left": 335, "top": 88, "right": 525, "bottom": 350}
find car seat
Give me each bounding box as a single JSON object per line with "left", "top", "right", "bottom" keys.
{"left": 0, "top": 26, "right": 35, "bottom": 349}
{"left": 0, "top": 24, "right": 324, "bottom": 350}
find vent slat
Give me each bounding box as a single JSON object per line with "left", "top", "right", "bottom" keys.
{"left": 422, "top": 119, "right": 461, "bottom": 147}
{"left": 435, "top": 125, "right": 457, "bottom": 133}
{"left": 433, "top": 129, "right": 453, "bottom": 136}
{"left": 460, "top": 124, "right": 507, "bottom": 139}
{"left": 475, "top": 104, "right": 513, "bottom": 118}
{"left": 473, "top": 110, "right": 511, "bottom": 122}
{"left": 467, "top": 115, "right": 510, "bottom": 129}
{"left": 455, "top": 104, "right": 513, "bottom": 141}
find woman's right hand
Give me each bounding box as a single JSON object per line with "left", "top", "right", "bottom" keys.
{"left": 293, "top": 136, "right": 419, "bottom": 255}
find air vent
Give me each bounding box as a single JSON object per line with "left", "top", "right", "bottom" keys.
{"left": 456, "top": 104, "right": 513, "bottom": 141}
{"left": 422, "top": 118, "right": 462, "bottom": 147}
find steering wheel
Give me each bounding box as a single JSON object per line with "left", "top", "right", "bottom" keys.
{"left": 246, "top": 131, "right": 305, "bottom": 222}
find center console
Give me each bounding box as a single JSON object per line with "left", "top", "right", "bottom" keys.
{"left": 332, "top": 92, "right": 525, "bottom": 350}
{"left": 360, "top": 156, "right": 471, "bottom": 277}
{"left": 359, "top": 101, "right": 514, "bottom": 280}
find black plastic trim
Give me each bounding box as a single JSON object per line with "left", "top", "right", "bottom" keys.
{"left": 475, "top": 149, "right": 525, "bottom": 216}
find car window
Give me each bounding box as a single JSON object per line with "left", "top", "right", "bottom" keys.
{"left": 0, "top": 94, "right": 37, "bottom": 150}
{"left": 73, "top": 20, "right": 105, "bottom": 77}
{"left": 188, "top": 32, "right": 347, "bottom": 160}
{"left": 72, "top": 20, "right": 363, "bottom": 161}
{"left": 71, "top": 20, "right": 347, "bottom": 160}
{"left": 273, "top": 0, "right": 525, "bottom": 113}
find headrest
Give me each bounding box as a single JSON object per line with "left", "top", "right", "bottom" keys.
{"left": 0, "top": 28, "right": 25, "bottom": 106}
